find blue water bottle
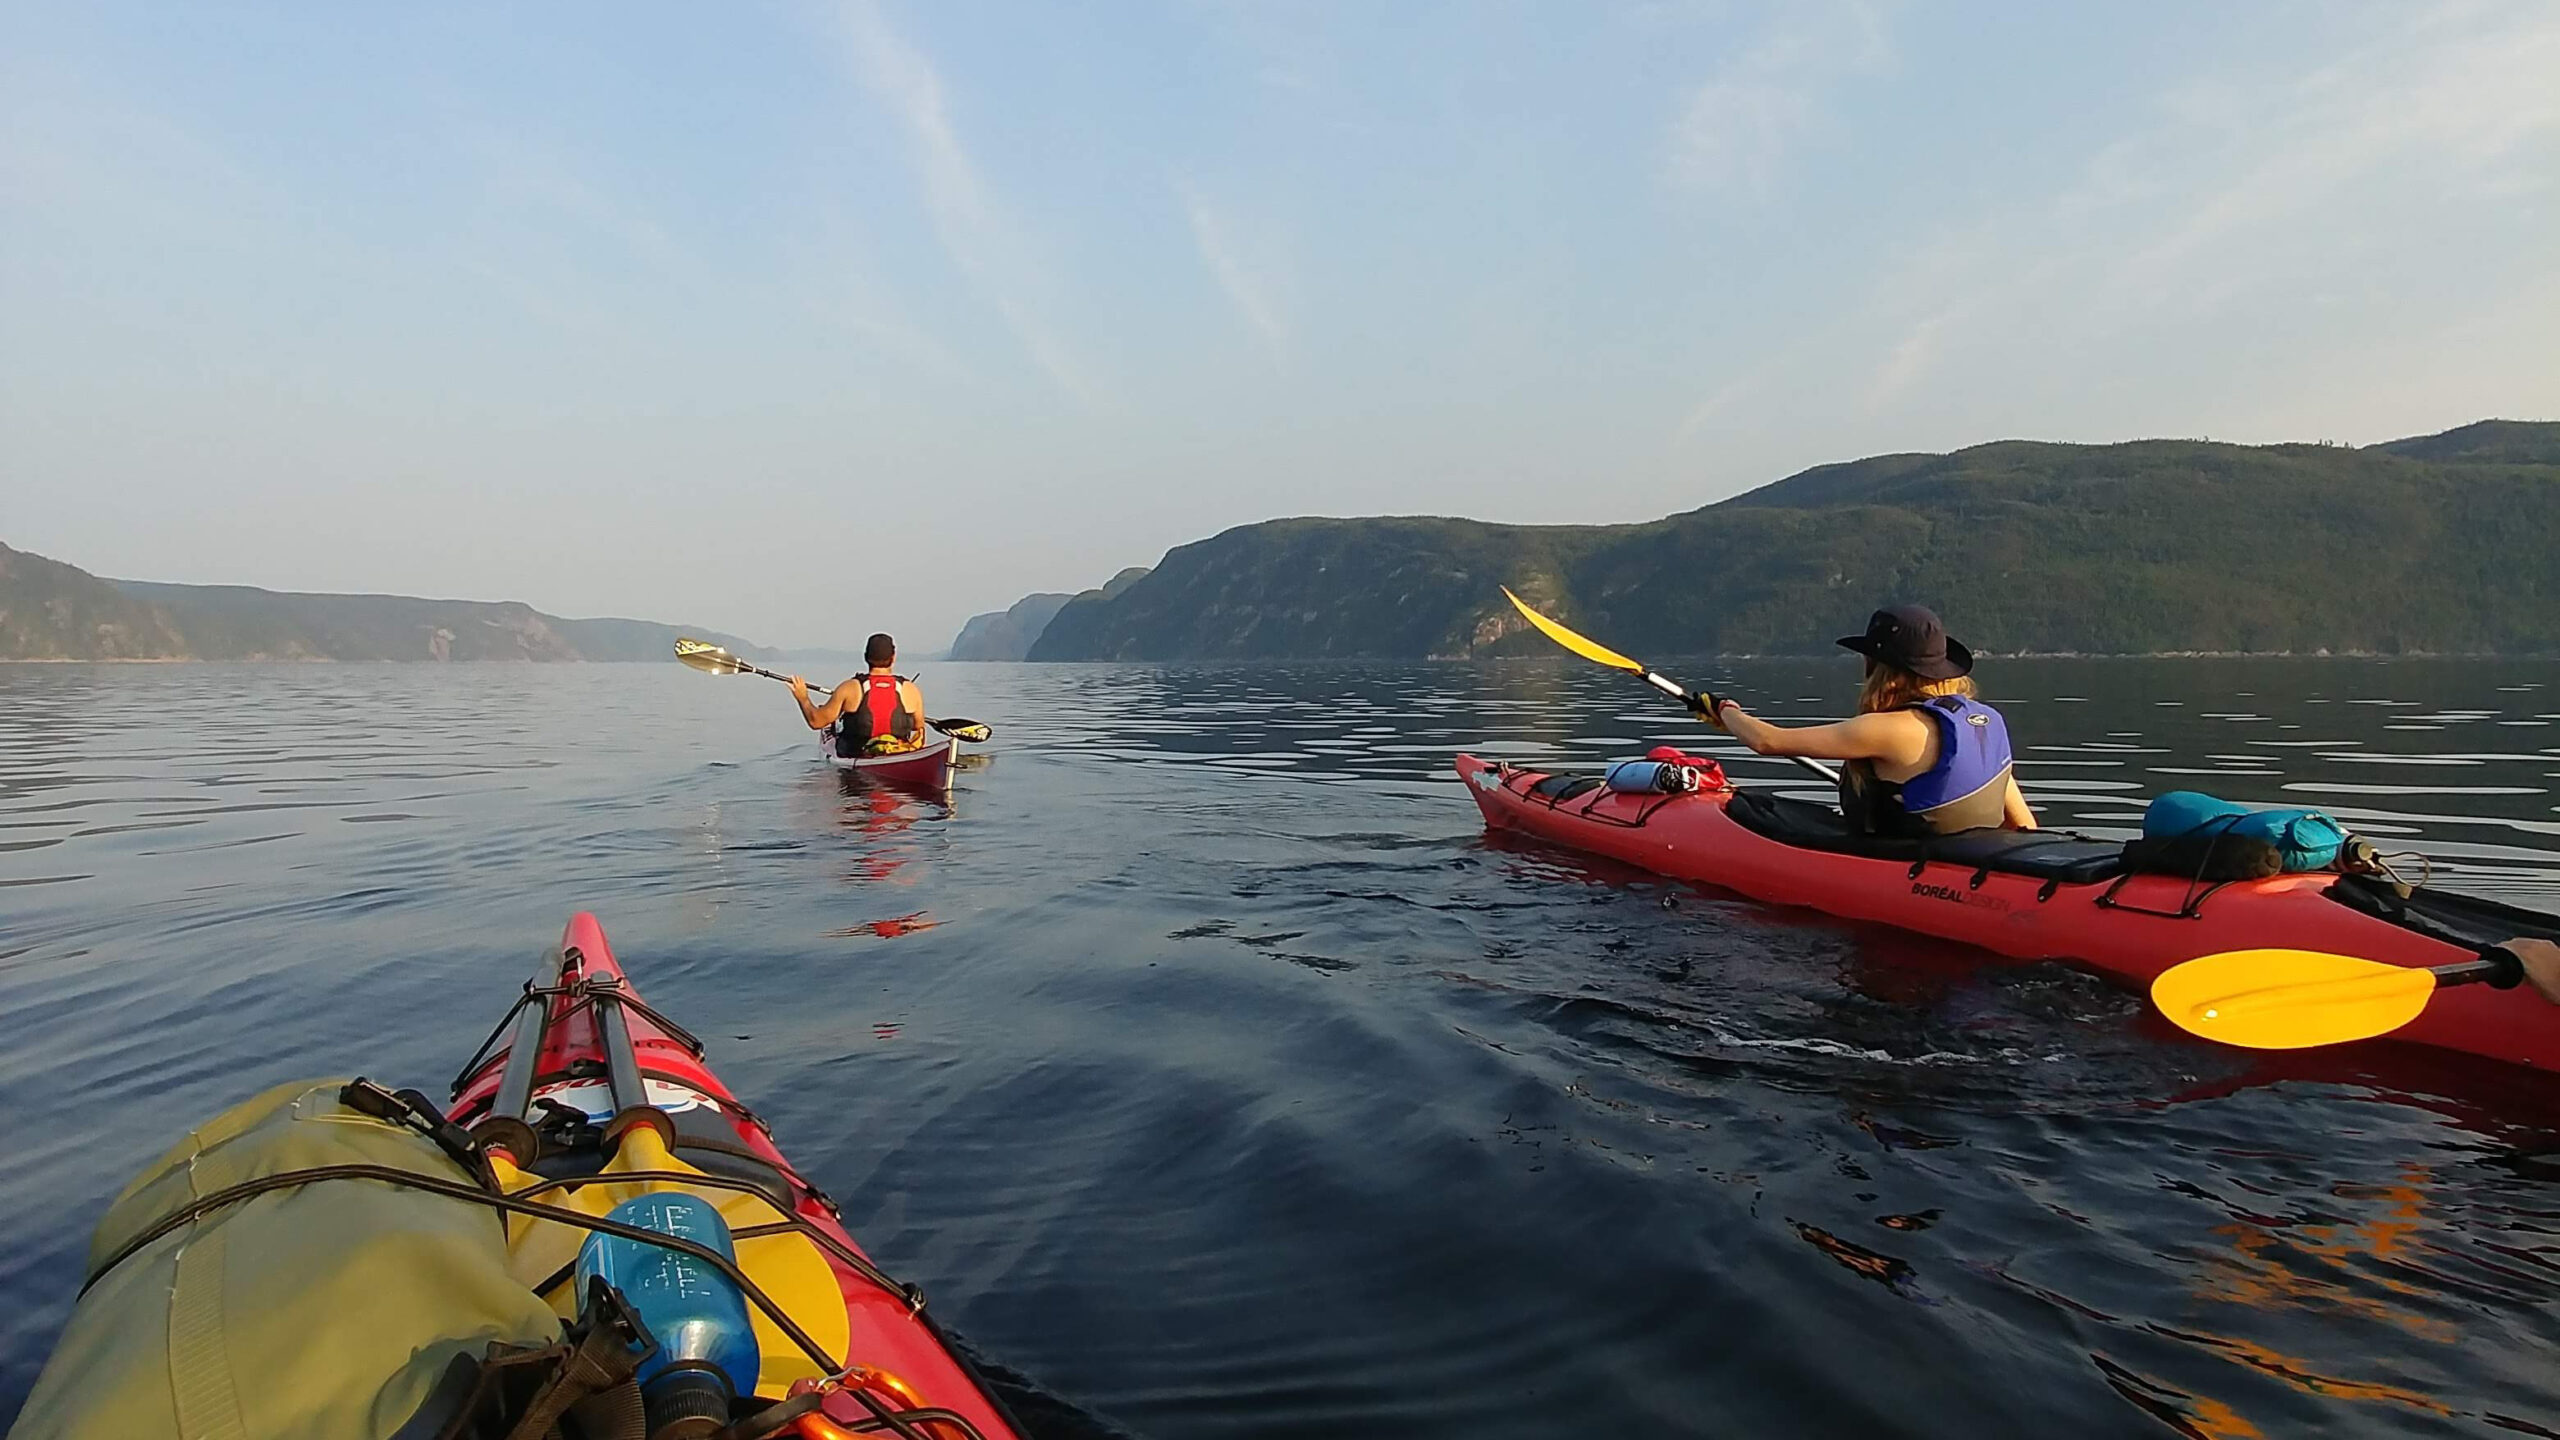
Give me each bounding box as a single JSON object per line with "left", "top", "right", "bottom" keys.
{"left": 1604, "top": 759, "right": 1699, "bottom": 794}
{"left": 576, "top": 1192, "right": 761, "bottom": 1438}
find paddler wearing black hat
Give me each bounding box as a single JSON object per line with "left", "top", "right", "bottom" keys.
{"left": 1700, "top": 605, "right": 2038, "bottom": 836}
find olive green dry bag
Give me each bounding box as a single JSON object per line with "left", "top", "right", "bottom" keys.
{"left": 10, "top": 1078, "right": 563, "bottom": 1440}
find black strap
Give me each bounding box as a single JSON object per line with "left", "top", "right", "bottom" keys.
{"left": 498, "top": 1280, "right": 650, "bottom": 1440}
{"left": 340, "top": 1080, "right": 500, "bottom": 1192}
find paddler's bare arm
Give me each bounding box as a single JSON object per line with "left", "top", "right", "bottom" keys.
{"left": 791, "top": 676, "right": 853, "bottom": 731}
{"left": 1706, "top": 700, "right": 1929, "bottom": 768}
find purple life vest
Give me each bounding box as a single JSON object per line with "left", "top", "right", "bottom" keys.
{"left": 1841, "top": 695, "right": 2015, "bottom": 835}
{"left": 1899, "top": 695, "right": 2014, "bottom": 817}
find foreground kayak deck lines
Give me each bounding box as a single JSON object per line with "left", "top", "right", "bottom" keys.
{"left": 24, "top": 912, "right": 1024, "bottom": 1440}
{"left": 446, "top": 912, "right": 1024, "bottom": 1438}
{"left": 1455, "top": 753, "right": 2560, "bottom": 1072}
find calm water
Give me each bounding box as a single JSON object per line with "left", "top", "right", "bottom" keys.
{"left": 5, "top": 658, "right": 2560, "bottom": 1437}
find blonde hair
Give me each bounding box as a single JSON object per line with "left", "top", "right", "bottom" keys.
{"left": 1857, "top": 665, "right": 1977, "bottom": 715}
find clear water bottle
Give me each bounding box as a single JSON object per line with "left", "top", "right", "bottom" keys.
{"left": 576, "top": 1192, "right": 761, "bottom": 1439}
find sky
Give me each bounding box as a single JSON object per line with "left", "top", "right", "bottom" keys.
{"left": 4, "top": 2, "right": 2555, "bottom": 651}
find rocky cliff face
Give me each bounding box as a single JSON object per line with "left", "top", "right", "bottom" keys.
{"left": 0, "top": 543, "right": 191, "bottom": 659}
{"left": 1004, "top": 566, "right": 1151, "bottom": 661}
{"left": 949, "top": 593, "right": 1077, "bottom": 660}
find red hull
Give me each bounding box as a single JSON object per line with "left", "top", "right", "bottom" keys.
{"left": 823, "top": 733, "right": 959, "bottom": 789}
{"left": 1456, "top": 754, "right": 2560, "bottom": 1072}
{"left": 450, "top": 913, "right": 1018, "bottom": 1437}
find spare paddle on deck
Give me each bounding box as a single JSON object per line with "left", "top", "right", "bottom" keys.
{"left": 2150, "top": 945, "right": 2527, "bottom": 1050}
{"left": 674, "top": 637, "right": 992, "bottom": 742}
{"left": 1497, "top": 588, "right": 1839, "bottom": 785}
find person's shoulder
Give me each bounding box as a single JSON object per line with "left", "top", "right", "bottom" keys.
{"left": 1851, "top": 706, "right": 1935, "bottom": 757}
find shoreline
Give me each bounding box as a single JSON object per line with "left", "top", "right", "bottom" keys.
{"left": 14, "top": 652, "right": 2546, "bottom": 666}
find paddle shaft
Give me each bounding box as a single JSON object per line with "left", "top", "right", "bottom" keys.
{"left": 2438, "top": 945, "right": 2526, "bottom": 990}
{"left": 1497, "top": 587, "right": 1840, "bottom": 785}
{"left": 684, "top": 648, "right": 984, "bottom": 741}
{"left": 1641, "top": 670, "right": 1842, "bottom": 786}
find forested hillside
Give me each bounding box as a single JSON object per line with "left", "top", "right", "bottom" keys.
{"left": 1, "top": 543, "right": 763, "bottom": 661}
{"left": 1023, "top": 421, "right": 2560, "bottom": 659}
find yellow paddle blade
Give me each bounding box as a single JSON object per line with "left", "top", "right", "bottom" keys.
{"left": 2150, "top": 948, "right": 2439, "bottom": 1050}
{"left": 673, "top": 636, "right": 745, "bottom": 675}
{"left": 1500, "top": 586, "right": 1644, "bottom": 674}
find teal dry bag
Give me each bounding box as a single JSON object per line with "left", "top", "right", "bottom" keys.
{"left": 2141, "top": 791, "right": 2348, "bottom": 872}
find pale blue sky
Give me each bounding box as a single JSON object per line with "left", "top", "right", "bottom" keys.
{"left": 5, "top": 2, "right": 2554, "bottom": 650}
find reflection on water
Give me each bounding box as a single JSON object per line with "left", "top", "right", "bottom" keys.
{"left": 3, "top": 657, "right": 2558, "bottom": 1437}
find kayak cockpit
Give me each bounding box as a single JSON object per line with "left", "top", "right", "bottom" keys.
{"left": 1719, "top": 788, "right": 2129, "bottom": 884}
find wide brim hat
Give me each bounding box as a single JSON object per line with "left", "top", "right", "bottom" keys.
{"left": 1837, "top": 605, "right": 1973, "bottom": 680}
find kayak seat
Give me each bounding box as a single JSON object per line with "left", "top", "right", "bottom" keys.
{"left": 1530, "top": 774, "right": 1605, "bottom": 801}
{"left": 1724, "top": 789, "right": 2126, "bottom": 885}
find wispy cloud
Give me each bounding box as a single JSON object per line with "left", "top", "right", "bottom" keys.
{"left": 832, "top": 0, "right": 1093, "bottom": 399}
{"left": 1675, "top": 374, "right": 1757, "bottom": 445}
{"left": 1680, "top": 3, "right": 2560, "bottom": 443}
{"left": 1184, "top": 193, "right": 1287, "bottom": 351}
{"left": 1664, "top": 1, "right": 1893, "bottom": 194}
{"left": 1864, "top": 308, "right": 1953, "bottom": 409}
{"left": 0, "top": 64, "right": 264, "bottom": 239}
{"left": 2103, "top": 12, "right": 2560, "bottom": 302}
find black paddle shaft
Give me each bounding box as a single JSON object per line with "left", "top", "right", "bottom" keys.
{"left": 2439, "top": 945, "right": 2527, "bottom": 989}
{"left": 717, "top": 655, "right": 987, "bottom": 739}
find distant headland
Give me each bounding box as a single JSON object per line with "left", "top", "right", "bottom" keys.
{"left": 945, "top": 419, "right": 2560, "bottom": 661}
{"left": 0, "top": 543, "right": 766, "bottom": 662}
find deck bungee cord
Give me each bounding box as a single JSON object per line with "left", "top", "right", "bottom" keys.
{"left": 14, "top": 915, "right": 1024, "bottom": 1440}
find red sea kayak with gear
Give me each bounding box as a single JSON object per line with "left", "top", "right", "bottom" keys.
{"left": 821, "top": 728, "right": 960, "bottom": 790}
{"left": 1456, "top": 752, "right": 2560, "bottom": 1072}
{"left": 14, "top": 912, "right": 1025, "bottom": 1440}
{"left": 448, "top": 912, "right": 1023, "bottom": 1438}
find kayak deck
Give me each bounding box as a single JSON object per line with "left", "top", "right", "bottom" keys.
{"left": 820, "top": 730, "right": 960, "bottom": 788}
{"left": 1457, "top": 753, "right": 2560, "bottom": 1072}
{"left": 448, "top": 913, "right": 1020, "bottom": 1437}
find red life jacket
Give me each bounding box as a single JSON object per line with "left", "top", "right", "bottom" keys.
{"left": 845, "top": 673, "right": 919, "bottom": 749}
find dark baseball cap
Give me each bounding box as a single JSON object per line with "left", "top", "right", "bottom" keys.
{"left": 1836, "top": 605, "right": 1973, "bottom": 680}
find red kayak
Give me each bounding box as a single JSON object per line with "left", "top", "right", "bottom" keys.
{"left": 822, "top": 729, "right": 960, "bottom": 790}
{"left": 1456, "top": 753, "right": 2560, "bottom": 1072}
{"left": 449, "top": 913, "right": 1022, "bottom": 1439}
